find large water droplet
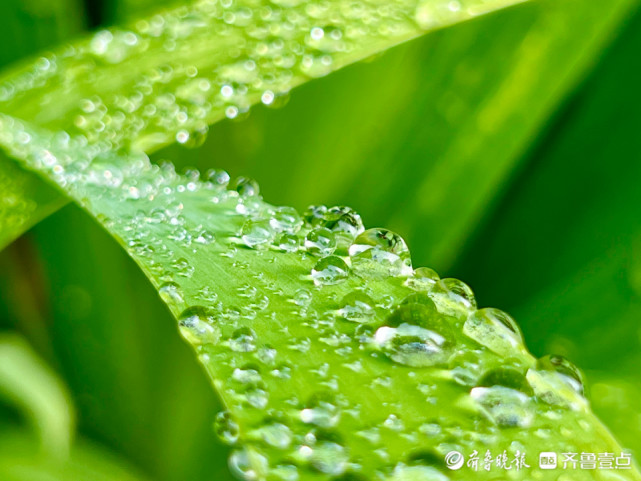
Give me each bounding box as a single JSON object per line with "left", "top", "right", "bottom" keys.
{"left": 470, "top": 386, "right": 533, "bottom": 428}
{"left": 299, "top": 393, "right": 341, "bottom": 428}
{"left": 338, "top": 291, "right": 376, "bottom": 323}
{"left": 305, "top": 227, "right": 337, "bottom": 257}
{"left": 349, "top": 228, "right": 412, "bottom": 277}
{"left": 374, "top": 324, "right": 449, "bottom": 367}
{"left": 270, "top": 206, "right": 303, "bottom": 234}
{"left": 463, "top": 307, "right": 526, "bottom": 358}
{"left": 230, "top": 327, "right": 258, "bottom": 352}
{"left": 241, "top": 219, "right": 275, "bottom": 249}
{"left": 429, "top": 278, "right": 476, "bottom": 318}
{"left": 234, "top": 176, "right": 260, "bottom": 197}
{"left": 311, "top": 256, "right": 349, "bottom": 286}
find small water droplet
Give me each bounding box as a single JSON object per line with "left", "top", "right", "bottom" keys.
{"left": 178, "top": 306, "right": 220, "bottom": 345}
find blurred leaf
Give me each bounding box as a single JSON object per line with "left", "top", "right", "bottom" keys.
{"left": 0, "top": 0, "right": 523, "bottom": 153}
{"left": 10, "top": 205, "right": 236, "bottom": 481}
{"left": 157, "top": 0, "right": 639, "bottom": 273}
{"left": 0, "top": 333, "right": 74, "bottom": 458}
{"left": 0, "top": 0, "right": 85, "bottom": 250}
{"left": 0, "top": 155, "right": 65, "bottom": 250}
{"left": 453, "top": 5, "right": 641, "bottom": 457}
{"left": 0, "top": 333, "right": 146, "bottom": 481}
{"left": 0, "top": 425, "right": 148, "bottom": 481}
{"left": 0, "top": 0, "right": 524, "bottom": 253}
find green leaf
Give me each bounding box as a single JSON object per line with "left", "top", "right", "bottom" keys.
{"left": 1, "top": 0, "right": 638, "bottom": 479}
{"left": 0, "top": 115, "right": 638, "bottom": 479}
{"left": 0, "top": 427, "right": 147, "bottom": 481}
{"left": 0, "top": 155, "right": 65, "bottom": 250}
{"left": 156, "top": 0, "right": 640, "bottom": 274}
{"left": 0, "top": 334, "right": 147, "bottom": 481}
{"left": 0, "top": 0, "right": 85, "bottom": 250}
{"left": 0, "top": 205, "right": 235, "bottom": 481}
{"left": 452, "top": 2, "right": 641, "bottom": 459}
{"left": 0, "top": 333, "right": 74, "bottom": 458}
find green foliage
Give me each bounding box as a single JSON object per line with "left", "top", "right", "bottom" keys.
{"left": 0, "top": 334, "right": 147, "bottom": 481}
{"left": 0, "top": 0, "right": 640, "bottom": 479}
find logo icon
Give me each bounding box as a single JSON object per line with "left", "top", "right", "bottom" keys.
{"left": 539, "top": 452, "right": 557, "bottom": 470}
{"left": 445, "top": 451, "right": 464, "bottom": 470}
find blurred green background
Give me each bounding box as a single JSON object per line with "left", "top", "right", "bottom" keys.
{"left": 1, "top": 0, "right": 640, "bottom": 479}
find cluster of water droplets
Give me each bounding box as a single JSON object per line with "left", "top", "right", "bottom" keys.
{"left": 0, "top": 0, "right": 501, "bottom": 156}
{"left": 0, "top": 120, "right": 621, "bottom": 481}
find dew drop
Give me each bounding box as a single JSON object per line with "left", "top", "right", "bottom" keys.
{"left": 374, "top": 324, "right": 449, "bottom": 368}
{"left": 234, "top": 176, "right": 260, "bottom": 196}
{"left": 349, "top": 228, "right": 412, "bottom": 277}
{"left": 241, "top": 219, "right": 275, "bottom": 249}
{"left": 230, "top": 327, "right": 257, "bottom": 352}
{"left": 159, "top": 281, "right": 184, "bottom": 307}
{"left": 305, "top": 227, "right": 337, "bottom": 257}
{"left": 214, "top": 411, "right": 240, "bottom": 445}
{"left": 470, "top": 386, "right": 533, "bottom": 428}
{"left": 405, "top": 267, "right": 439, "bottom": 291}
{"left": 429, "top": 278, "right": 476, "bottom": 318}
{"left": 178, "top": 306, "right": 220, "bottom": 345}
{"left": 463, "top": 307, "right": 525, "bottom": 358}
{"left": 311, "top": 256, "right": 349, "bottom": 286}
{"left": 338, "top": 291, "right": 376, "bottom": 323}
{"left": 270, "top": 206, "right": 303, "bottom": 234}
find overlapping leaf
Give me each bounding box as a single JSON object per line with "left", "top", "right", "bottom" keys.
{"left": 0, "top": 0, "right": 638, "bottom": 479}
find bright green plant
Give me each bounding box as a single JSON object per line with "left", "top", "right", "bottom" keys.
{"left": 0, "top": 0, "right": 639, "bottom": 480}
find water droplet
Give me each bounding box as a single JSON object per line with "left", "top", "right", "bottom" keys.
{"left": 311, "top": 256, "right": 349, "bottom": 286}
{"left": 374, "top": 324, "right": 449, "bottom": 367}
{"left": 303, "top": 204, "right": 327, "bottom": 227}
{"left": 478, "top": 367, "right": 532, "bottom": 395}
{"left": 299, "top": 392, "right": 341, "bottom": 428}
{"left": 275, "top": 232, "right": 300, "bottom": 252}
{"left": 269, "top": 206, "right": 303, "bottom": 234}
{"left": 307, "top": 441, "right": 349, "bottom": 476}
{"left": 405, "top": 267, "right": 439, "bottom": 291}
{"left": 206, "top": 169, "right": 230, "bottom": 188}
{"left": 430, "top": 278, "right": 476, "bottom": 318}
{"left": 230, "top": 327, "right": 257, "bottom": 352}
{"left": 194, "top": 228, "right": 216, "bottom": 244}
{"left": 470, "top": 386, "right": 533, "bottom": 428}
{"left": 526, "top": 356, "right": 587, "bottom": 410}
{"left": 305, "top": 227, "right": 337, "bottom": 257}
{"left": 214, "top": 411, "right": 240, "bottom": 445}
{"left": 241, "top": 219, "right": 275, "bottom": 249}
{"left": 228, "top": 448, "right": 268, "bottom": 481}
{"left": 338, "top": 291, "right": 376, "bottom": 323}
{"left": 159, "top": 281, "right": 184, "bottom": 307}
{"left": 538, "top": 355, "right": 585, "bottom": 395}
{"left": 349, "top": 228, "right": 412, "bottom": 277}
{"left": 252, "top": 422, "right": 292, "bottom": 449}
{"left": 463, "top": 308, "right": 525, "bottom": 358}
{"left": 234, "top": 176, "right": 260, "bottom": 196}
{"left": 178, "top": 306, "right": 220, "bottom": 345}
